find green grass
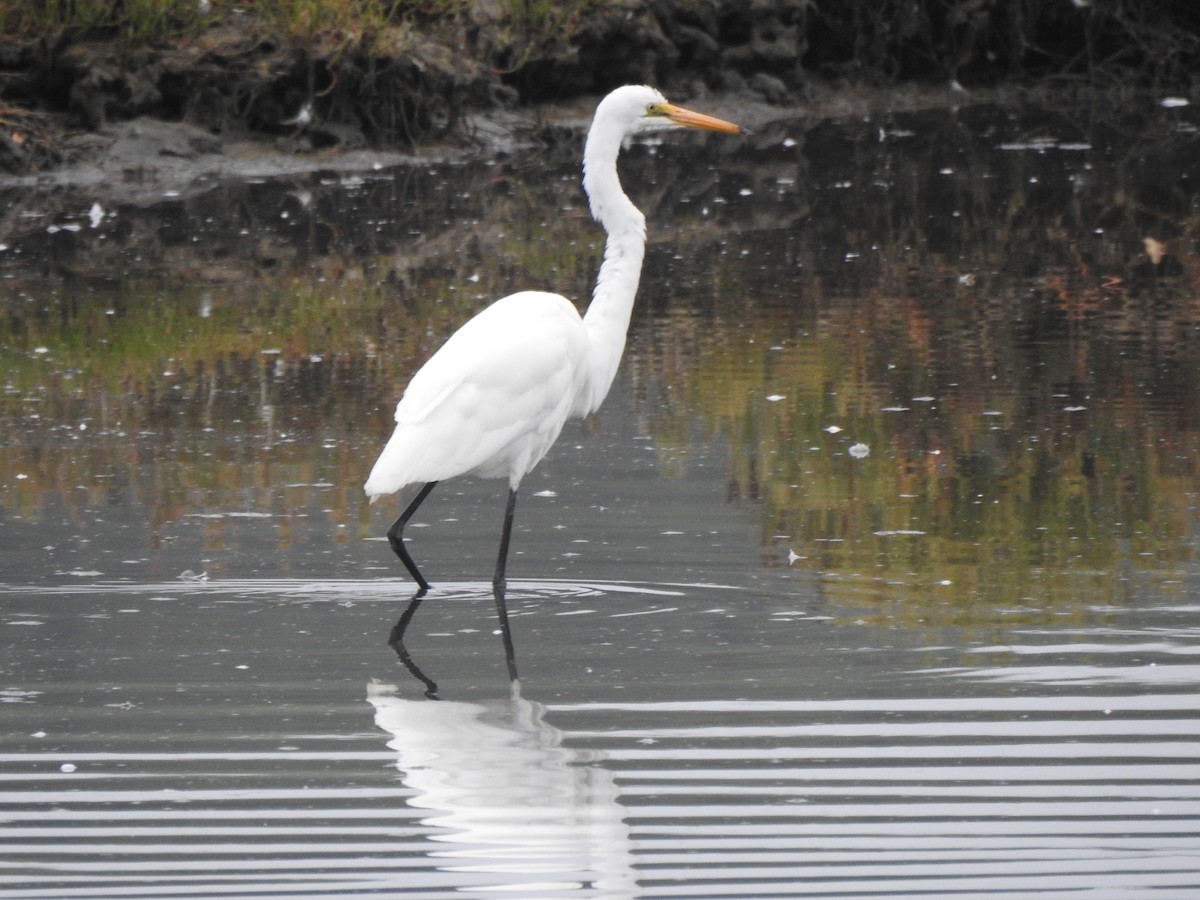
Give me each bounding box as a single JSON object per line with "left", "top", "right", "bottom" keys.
{"left": 2, "top": 0, "right": 208, "bottom": 42}
{"left": 0, "top": 1, "right": 439, "bottom": 42}
{"left": 0, "top": 0, "right": 570, "bottom": 43}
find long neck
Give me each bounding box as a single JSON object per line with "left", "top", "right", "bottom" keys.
{"left": 579, "top": 125, "right": 647, "bottom": 415}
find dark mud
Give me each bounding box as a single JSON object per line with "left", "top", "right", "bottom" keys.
{"left": 1, "top": 0, "right": 809, "bottom": 178}
{"left": 2, "top": 0, "right": 1198, "bottom": 186}
{"left": 1, "top": 72, "right": 1002, "bottom": 230}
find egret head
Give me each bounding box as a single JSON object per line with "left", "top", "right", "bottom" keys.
{"left": 583, "top": 84, "right": 743, "bottom": 234}
{"left": 594, "top": 85, "right": 744, "bottom": 139}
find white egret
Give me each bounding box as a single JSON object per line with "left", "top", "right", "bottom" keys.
{"left": 365, "top": 84, "right": 744, "bottom": 591}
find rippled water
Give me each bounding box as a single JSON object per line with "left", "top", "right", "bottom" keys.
{"left": 4, "top": 577, "right": 1199, "bottom": 898}
{"left": 3, "top": 96, "right": 1200, "bottom": 897}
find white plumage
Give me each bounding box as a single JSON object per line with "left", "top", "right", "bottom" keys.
{"left": 365, "top": 85, "right": 743, "bottom": 591}
{"left": 364, "top": 291, "right": 588, "bottom": 493}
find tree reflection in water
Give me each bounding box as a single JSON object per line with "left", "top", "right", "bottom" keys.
{"left": 2, "top": 100, "right": 1199, "bottom": 625}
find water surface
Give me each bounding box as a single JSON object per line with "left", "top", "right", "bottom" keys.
{"left": 3, "top": 96, "right": 1200, "bottom": 898}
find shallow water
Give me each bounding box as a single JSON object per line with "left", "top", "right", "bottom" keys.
{"left": 3, "top": 97, "right": 1200, "bottom": 897}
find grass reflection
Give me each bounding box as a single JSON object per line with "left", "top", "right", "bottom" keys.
{"left": 2, "top": 102, "right": 1199, "bottom": 621}
{"left": 627, "top": 105, "right": 1200, "bottom": 618}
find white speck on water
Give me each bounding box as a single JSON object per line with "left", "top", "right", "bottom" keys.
{"left": 782, "top": 137, "right": 797, "bottom": 148}
{"left": 187, "top": 513, "right": 270, "bottom": 520}
{"left": 661, "top": 530, "right": 684, "bottom": 535}
{"left": 848, "top": 442, "right": 870, "bottom": 459}
{"left": 68, "top": 570, "right": 103, "bottom": 577}
{"left": 766, "top": 394, "right": 785, "bottom": 402}
{"left": 533, "top": 490, "right": 557, "bottom": 497}
{"left": 88, "top": 203, "right": 104, "bottom": 228}
{"left": 824, "top": 425, "right": 843, "bottom": 434}
{"left": 610, "top": 607, "right": 679, "bottom": 619}
{"left": 1, "top": 688, "right": 42, "bottom": 701}
{"left": 1064, "top": 405, "right": 1087, "bottom": 412}
{"left": 60, "top": 763, "right": 76, "bottom": 773}
{"left": 1161, "top": 97, "right": 1189, "bottom": 108}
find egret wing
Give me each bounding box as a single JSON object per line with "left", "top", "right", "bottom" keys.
{"left": 364, "top": 292, "right": 588, "bottom": 496}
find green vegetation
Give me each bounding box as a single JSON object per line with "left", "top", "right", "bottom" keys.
{"left": 3, "top": 1, "right": 402, "bottom": 41}
{"left": 2, "top": 0, "right": 207, "bottom": 41}
{"left": 0, "top": 0, "right": 566, "bottom": 43}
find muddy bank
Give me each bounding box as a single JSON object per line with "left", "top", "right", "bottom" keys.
{"left": 2, "top": 0, "right": 1198, "bottom": 182}
{"left": 11, "top": 0, "right": 809, "bottom": 177}
{"left": 0, "top": 78, "right": 973, "bottom": 200}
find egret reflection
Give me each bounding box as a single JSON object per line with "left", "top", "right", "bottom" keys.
{"left": 386, "top": 583, "right": 520, "bottom": 694}
{"left": 371, "top": 586, "right": 635, "bottom": 896}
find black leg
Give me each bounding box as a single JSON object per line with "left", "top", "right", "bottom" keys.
{"left": 493, "top": 487, "right": 519, "bottom": 589}
{"left": 386, "top": 481, "right": 437, "bottom": 591}
{"left": 492, "top": 580, "right": 519, "bottom": 682}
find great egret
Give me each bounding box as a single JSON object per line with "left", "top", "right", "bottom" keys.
{"left": 365, "top": 85, "right": 744, "bottom": 591}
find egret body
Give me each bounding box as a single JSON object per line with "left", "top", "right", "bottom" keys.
{"left": 365, "top": 85, "right": 743, "bottom": 590}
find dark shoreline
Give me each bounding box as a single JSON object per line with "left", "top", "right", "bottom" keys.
{"left": 2, "top": 0, "right": 1198, "bottom": 185}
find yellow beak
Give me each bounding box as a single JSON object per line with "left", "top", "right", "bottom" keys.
{"left": 660, "top": 103, "right": 745, "bottom": 135}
